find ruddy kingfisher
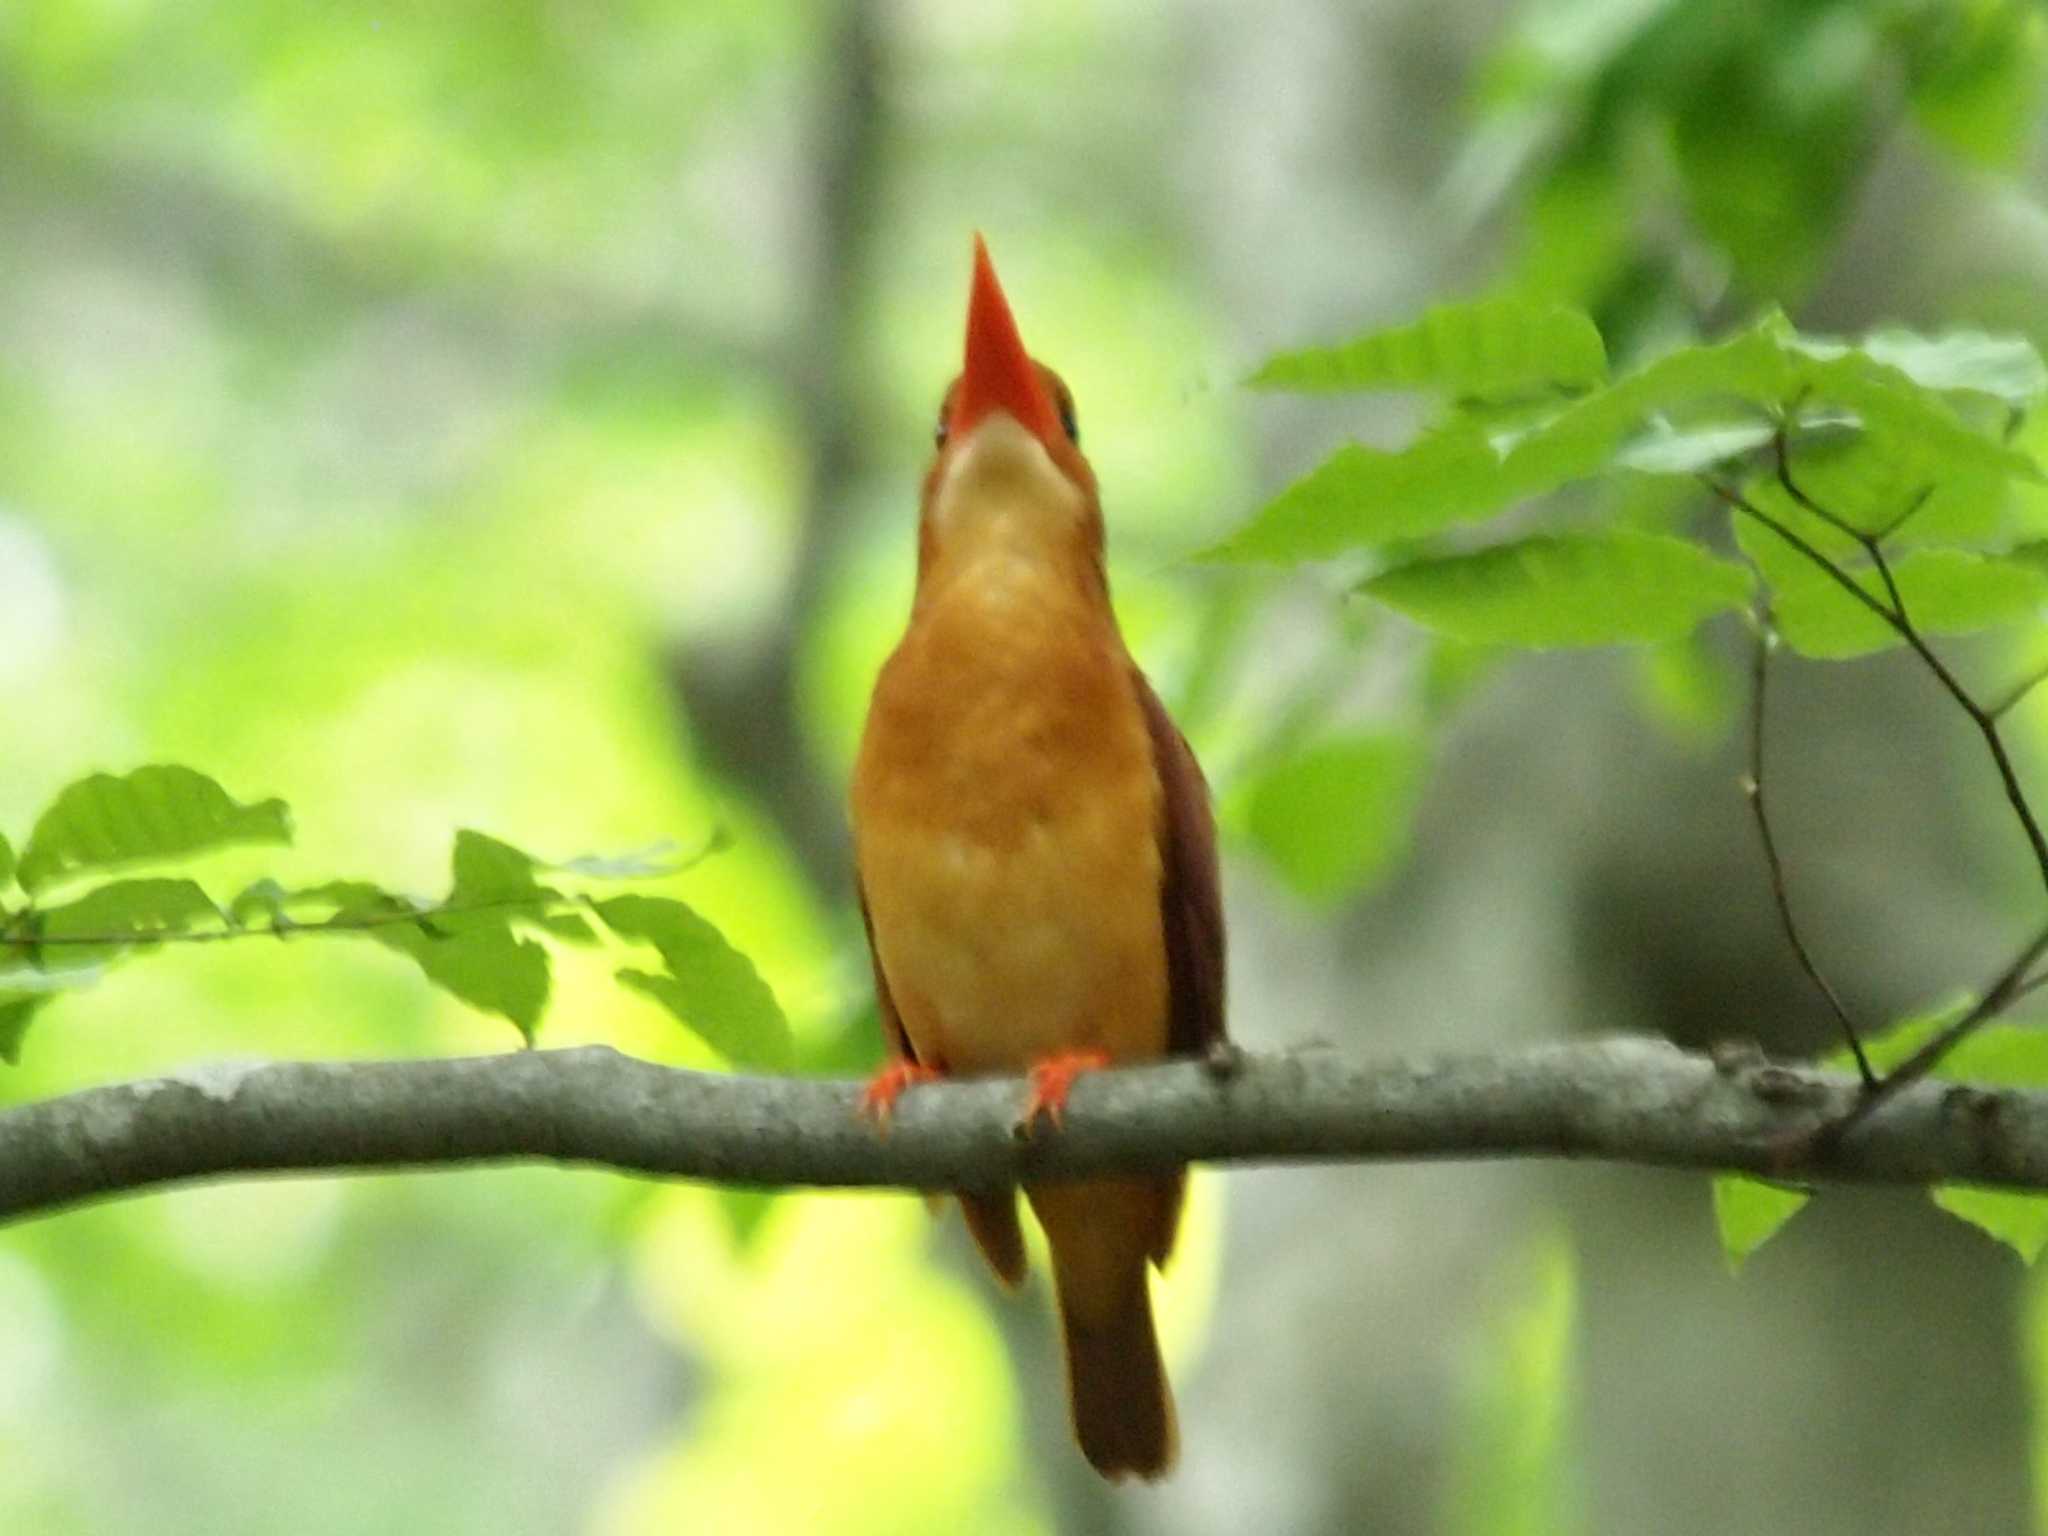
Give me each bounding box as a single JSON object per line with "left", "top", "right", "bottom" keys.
{"left": 851, "top": 236, "right": 1226, "bottom": 1480}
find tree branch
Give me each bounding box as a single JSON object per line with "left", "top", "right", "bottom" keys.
{"left": 7, "top": 1040, "right": 2048, "bottom": 1227}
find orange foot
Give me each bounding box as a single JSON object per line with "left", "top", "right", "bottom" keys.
{"left": 860, "top": 1058, "right": 943, "bottom": 1127}
{"left": 1017, "top": 1048, "right": 1113, "bottom": 1135}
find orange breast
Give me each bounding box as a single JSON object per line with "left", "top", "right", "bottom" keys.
{"left": 851, "top": 565, "right": 1167, "bottom": 1076}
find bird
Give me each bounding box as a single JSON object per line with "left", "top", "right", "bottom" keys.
{"left": 849, "top": 234, "right": 1226, "bottom": 1481}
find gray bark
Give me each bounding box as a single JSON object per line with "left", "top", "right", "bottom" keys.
{"left": 3, "top": 1038, "right": 2045, "bottom": 1226}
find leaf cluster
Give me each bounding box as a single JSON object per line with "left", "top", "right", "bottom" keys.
{"left": 1213, "top": 302, "right": 2045, "bottom": 658}
{"left": 1216, "top": 295, "right": 2048, "bottom": 1268}
{"left": 1213, "top": 297, "right": 2048, "bottom": 902}
{"left": 0, "top": 766, "right": 786, "bottom": 1070}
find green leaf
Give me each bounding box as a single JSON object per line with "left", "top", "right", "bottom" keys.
{"left": 1203, "top": 426, "right": 1565, "bottom": 562}
{"left": 1670, "top": 57, "right": 1853, "bottom": 296}
{"left": 618, "top": 970, "right": 792, "bottom": 1071}
{"left": 1901, "top": 1020, "right": 2048, "bottom": 1262}
{"left": 802, "top": 1001, "right": 887, "bottom": 1078}
{"left": 1934, "top": 1187, "right": 2048, "bottom": 1264}
{"left": 0, "top": 832, "right": 13, "bottom": 888}
{"left": 1612, "top": 417, "right": 1774, "bottom": 476}
{"left": 717, "top": 1186, "right": 784, "bottom": 1253}
{"left": 0, "top": 995, "right": 52, "bottom": 1066}
{"left": 1820, "top": 1002, "right": 1952, "bottom": 1078}
{"left": 328, "top": 844, "right": 557, "bottom": 1038}
{"left": 36, "top": 878, "right": 224, "bottom": 961}
{"left": 223, "top": 867, "right": 549, "bottom": 1040}
{"left": 597, "top": 895, "right": 791, "bottom": 1070}
{"left": 0, "top": 950, "right": 109, "bottom": 1064}
{"left": 450, "top": 830, "right": 551, "bottom": 904}
{"left": 1712, "top": 1177, "right": 1811, "bottom": 1275}
{"left": 1360, "top": 532, "right": 1753, "bottom": 648}
{"left": 367, "top": 922, "right": 551, "bottom": 1045}
{"left": 1421, "top": 637, "right": 1507, "bottom": 716}
{"left": 1236, "top": 731, "right": 1427, "bottom": 903}
{"left": 1209, "top": 310, "right": 2040, "bottom": 566}
{"left": 1592, "top": 316, "right": 2036, "bottom": 485}
{"left": 1735, "top": 521, "right": 2048, "bottom": 658}
{"left": 550, "top": 837, "right": 723, "bottom": 880}
{"left": 227, "top": 878, "right": 412, "bottom": 930}
{"left": 226, "top": 878, "right": 295, "bottom": 929}
{"left": 1211, "top": 317, "right": 1807, "bottom": 564}
{"left": 1809, "top": 1008, "right": 2048, "bottom": 1263}
{"left": 16, "top": 765, "right": 291, "bottom": 895}
{"left": 1738, "top": 430, "right": 2018, "bottom": 553}
{"left": 1912, "top": 9, "right": 2048, "bottom": 171}
{"left": 446, "top": 829, "right": 565, "bottom": 938}
{"left": 532, "top": 912, "right": 598, "bottom": 944}
{"left": 311, "top": 881, "right": 418, "bottom": 918}
{"left": 1864, "top": 550, "right": 2046, "bottom": 648}
{"left": 1205, "top": 381, "right": 1680, "bottom": 562}
{"left": 1854, "top": 329, "right": 2048, "bottom": 408}
{"left": 1592, "top": 312, "right": 1801, "bottom": 412}
{"left": 1782, "top": 339, "right": 2042, "bottom": 483}
{"left": 1731, "top": 520, "right": 1889, "bottom": 657}
{"left": 1633, "top": 634, "right": 1736, "bottom": 744}
{"left": 0, "top": 958, "right": 109, "bottom": 992}
{"left": 1249, "top": 297, "right": 1606, "bottom": 397}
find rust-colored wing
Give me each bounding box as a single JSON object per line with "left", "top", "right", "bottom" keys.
{"left": 857, "top": 881, "right": 917, "bottom": 1065}
{"left": 1133, "top": 669, "right": 1226, "bottom": 1057}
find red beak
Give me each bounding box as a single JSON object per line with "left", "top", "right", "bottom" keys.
{"left": 950, "top": 235, "right": 1063, "bottom": 448}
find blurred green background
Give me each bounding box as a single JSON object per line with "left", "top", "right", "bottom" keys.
{"left": 3, "top": 1, "right": 2048, "bottom": 1531}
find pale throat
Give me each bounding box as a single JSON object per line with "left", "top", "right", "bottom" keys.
{"left": 922, "top": 415, "right": 1098, "bottom": 605}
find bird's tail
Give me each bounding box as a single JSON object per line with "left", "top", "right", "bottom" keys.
{"left": 1057, "top": 1260, "right": 1176, "bottom": 1480}
{"left": 1031, "top": 1177, "right": 1179, "bottom": 1481}
{"left": 958, "top": 1188, "right": 1027, "bottom": 1288}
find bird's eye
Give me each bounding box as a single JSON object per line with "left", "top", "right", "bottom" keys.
{"left": 1056, "top": 386, "right": 1078, "bottom": 445}
{"left": 934, "top": 408, "right": 949, "bottom": 449}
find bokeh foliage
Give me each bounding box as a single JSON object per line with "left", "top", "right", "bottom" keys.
{"left": 3, "top": 1, "right": 2048, "bottom": 1533}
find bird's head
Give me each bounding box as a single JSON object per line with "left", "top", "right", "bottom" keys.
{"left": 917, "top": 237, "right": 1104, "bottom": 594}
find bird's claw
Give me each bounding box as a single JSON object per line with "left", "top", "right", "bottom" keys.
{"left": 1015, "top": 1048, "right": 1113, "bottom": 1135}
{"left": 860, "top": 1059, "right": 942, "bottom": 1128}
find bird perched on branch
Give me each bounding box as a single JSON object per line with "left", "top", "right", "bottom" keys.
{"left": 850, "top": 235, "right": 1226, "bottom": 1480}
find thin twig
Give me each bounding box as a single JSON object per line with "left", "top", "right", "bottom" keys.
{"left": 0, "top": 891, "right": 577, "bottom": 953}
{"left": 1706, "top": 464, "right": 2048, "bottom": 903}
{"left": 1773, "top": 431, "right": 2048, "bottom": 900}
{"left": 1702, "top": 479, "right": 1902, "bottom": 632}
{"left": 2012, "top": 967, "right": 2048, "bottom": 1005}
{"left": 1769, "top": 430, "right": 1884, "bottom": 553}
{"left": 1744, "top": 606, "right": 1876, "bottom": 1085}
{"left": 1808, "top": 923, "right": 2048, "bottom": 1153}
{"left": 1773, "top": 434, "right": 1912, "bottom": 615}
{"left": 1990, "top": 657, "right": 2048, "bottom": 722}
{"left": 1872, "top": 484, "right": 1935, "bottom": 546}
{"left": 0, "top": 833, "right": 723, "bottom": 963}
{"left": 1705, "top": 425, "right": 2048, "bottom": 1106}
